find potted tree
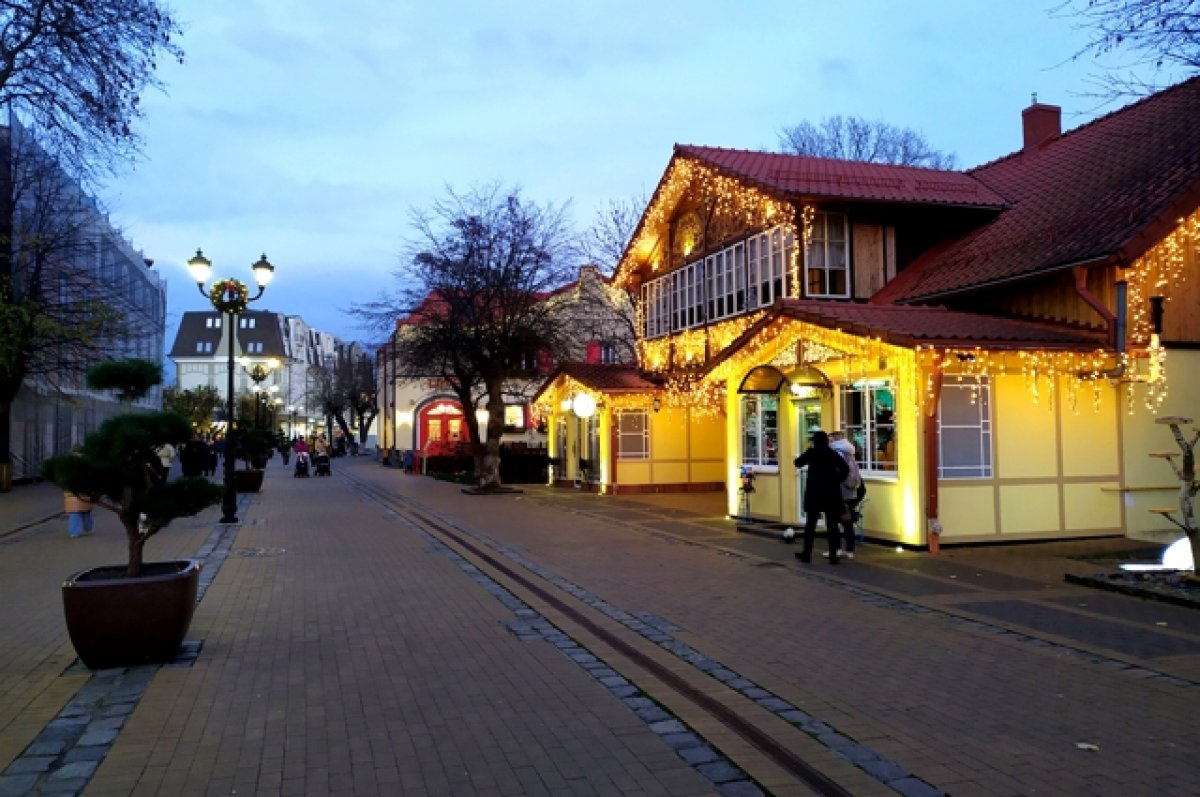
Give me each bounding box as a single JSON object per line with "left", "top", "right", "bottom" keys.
{"left": 40, "top": 360, "right": 223, "bottom": 669}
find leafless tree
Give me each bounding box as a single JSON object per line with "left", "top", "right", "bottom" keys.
{"left": 571, "top": 194, "right": 645, "bottom": 364}
{"left": 0, "top": 0, "right": 183, "bottom": 179}
{"left": 1053, "top": 0, "right": 1200, "bottom": 98}
{"left": 354, "top": 183, "right": 576, "bottom": 491}
{"left": 777, "top": 116, "right": 956, "bottom": 169}
{"left": 575, "top": 194, "right": 647, "bottom": 275}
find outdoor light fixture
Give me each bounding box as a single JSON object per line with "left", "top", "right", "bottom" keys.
{"left": 652, "top": 395, "right": 662, "bottom": 413}
{"left": 189, "top": 248, "right": 276, "bottom": 524}
{"left": 571, "top": 393, "right": 597, "bottom": 418}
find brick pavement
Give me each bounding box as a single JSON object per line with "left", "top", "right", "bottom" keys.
{"left": 0, "top": 459, "right": 1198, "bottom": 796}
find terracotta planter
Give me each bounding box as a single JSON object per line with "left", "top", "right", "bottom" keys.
{"left": 62, "top": 559, "right": 201, "bottom": 669}
{"left": 232, "top": 468, "right": 264, "bottom": 492}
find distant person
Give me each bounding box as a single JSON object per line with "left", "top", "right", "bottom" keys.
{"left": 793, "top": 430, "right": 849, "bottom": 565}
{"left": 313, "top": 435, "right": 329, "bottom": 456}
{"left": 180, "top": 434, "right": 206, "bottom": 478}
{"left": 828, "top": 431, "right": 864, "bottom": 559}
{"left": 64, "top": 491, "right": 96, "bottom": 537}
{"left": 153, "top": 441, "right": 176, "bottom": 483}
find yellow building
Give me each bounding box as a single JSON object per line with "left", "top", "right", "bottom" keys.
{"left": 537, "top": 78, "right": 1200, "bottom": 552}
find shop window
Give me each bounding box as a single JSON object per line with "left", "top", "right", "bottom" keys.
{"left": 616, "top": 410, "right": 649, "bottom": 460}
{"left": 938, "top": 377, "right": 992, "bottom": 478}
{"left": 840, "top": 381, "right": 896, "bottom": 473}
{"left": 741, "top": 394, "right": 778, "bottom": 467}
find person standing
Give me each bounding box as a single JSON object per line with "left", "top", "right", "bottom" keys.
{"left": 829, "top": 430, "right": 863, "bottom": 559}
{"left": 64, "top": 492, "right": 96, "bottom": 537}
{"left": 794, "top": 430, "right": 849, "bottom": 565}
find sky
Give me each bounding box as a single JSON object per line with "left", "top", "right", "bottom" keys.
{"left": 101, "top": 0, "right": 1186, "bottom": 354}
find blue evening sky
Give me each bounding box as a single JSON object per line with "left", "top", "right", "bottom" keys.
{"left": 103, "top": 1, "right": 1180, "bottom": 351}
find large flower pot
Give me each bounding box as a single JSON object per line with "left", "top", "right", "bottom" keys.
{"left": 61, "top": 559, "right": 201, "bottom": 669}
{"left": 232, "top": 468, "right": 264, "bottom": 492}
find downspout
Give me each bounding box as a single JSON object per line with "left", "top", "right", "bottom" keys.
{"left": 924, "top": 361, "right": 944, "bottom": 554}
{"left": 1073, "top": 266, "right": 1117, "bottom": 348}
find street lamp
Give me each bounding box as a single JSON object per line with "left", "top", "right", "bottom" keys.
{"left": 188, "top": 249, "right": 275, "bottom": 524}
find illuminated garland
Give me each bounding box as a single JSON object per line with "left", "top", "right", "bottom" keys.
{"left": 209, "top": 278, "right": 250, "bottom": 314}
{"left": 1125, "top": 206, "right": 1200, "bottom": 345}
{"left": 616, "top": 156, "right": 797, "bottom": 289}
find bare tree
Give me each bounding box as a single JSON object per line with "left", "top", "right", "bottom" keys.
{"left": 1053, "top": 0, "right": 1200, "bottom": 97}
{"left": 575, "top": 194, "right": 647, "bottom": 275}
{"left": 354, "top": 183, "right": 576, "bottom": 491}
{"left": 0, "top": 0, "right": 183, "bottom": 178}
{"left": 778, "top": 116, "right": 956, "bottom": 169}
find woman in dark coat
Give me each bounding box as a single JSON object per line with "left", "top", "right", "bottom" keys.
{"left": 794, "top": 430, "right": 850, "bottom": 564}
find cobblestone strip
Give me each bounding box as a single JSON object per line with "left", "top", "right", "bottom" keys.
{"left": 400, "top": 513, "right": 767, "bottom": 797}
{"left": 0, "top": 520, "right": 241, "bottom": 796}
{"left": 421, "top": 509, "right": 944, "bottom": 797}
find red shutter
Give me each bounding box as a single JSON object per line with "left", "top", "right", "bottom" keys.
{"left": 585, "top": 341, "right": 601, "bottom": 364}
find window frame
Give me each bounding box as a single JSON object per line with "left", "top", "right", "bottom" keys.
{"left": 740, "top": 393, "right": 779, "bottom": 469}
{"left": 937, "top": 376, "right": 993, "bottom": 479}
{"left": 805, "top": 212, "right": 850, "bottom": 299}
{"left": 839, "top": 380, "right": 897, "bottom": 476}
{"left": 615, "top": 409, "right": 650, "bottom": 461}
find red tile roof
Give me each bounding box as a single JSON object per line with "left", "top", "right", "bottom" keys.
{"left": 773, "top": 301, "right": 1105, "bottom": 350}
{"left": 675, "top": 145, "right": 1008, "bottom": 208}
{"left": 551, "top": 363, "right": 662, "bottom": 391}
{"left": 879, "top": 76, "right": 1200, "bottom": 302}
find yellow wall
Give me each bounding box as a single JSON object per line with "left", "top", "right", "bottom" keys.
{"left": 938, "top": 373, "right": 1126, "bottom": 542}
{"left": 1119, "top": 349, "right": 1200, "bottom": 542}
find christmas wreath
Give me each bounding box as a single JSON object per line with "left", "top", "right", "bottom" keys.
{"left": 209, "top": 278, "right": 250, "bottom": 314}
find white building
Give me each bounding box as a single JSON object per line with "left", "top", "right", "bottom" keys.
{"left": 169, "top": 310, "right": 368, "bottom": 441}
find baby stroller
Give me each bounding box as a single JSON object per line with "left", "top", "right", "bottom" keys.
{"left": 293, "top": 451, "right": 310, "bottom": 478}
{"left": 313, "top": 452, "right": 332, "bottom": 477}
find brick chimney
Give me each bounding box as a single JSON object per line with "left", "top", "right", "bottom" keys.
{"left": 1022, "top": 100, "right": 1061, "bottom": 153}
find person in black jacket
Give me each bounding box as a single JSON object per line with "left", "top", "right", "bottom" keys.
{"left": 794, "top": 430, "right": 850, "bottom": 565}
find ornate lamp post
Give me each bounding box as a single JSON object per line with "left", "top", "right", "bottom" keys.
{"left": 188, "top": 249, "right": 275, "bottom": 524}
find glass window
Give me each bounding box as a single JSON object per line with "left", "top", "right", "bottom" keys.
{"left": 503, "top": 405, "right": 526, "bottom": 431}
{"left": 805, "top": 212, "right": 850, "bottom": 299}
{"left": 616, "top": 410, "right": 649, "bottom": 460}
{"left": 938, "top": 377, "right": 992, "bottom": 478}
{"left": 741, "top": 394, "right": 779, "bottom": 467}
{"left": 840, "top": 381, "right": 896, "bottom": 473}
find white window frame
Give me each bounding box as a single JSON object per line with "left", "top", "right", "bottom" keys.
{"left": 938, "top": 376, "right": 993, "bottom": 479}
{"left": 740, "top": 394, "right": 779, "bottom": 468}
{"left": 805, "top": 212, "right": 850, "bottom": 299}
{"left": 839, "top": 380, "right": 896, "bottom": 475}
{"left": 615, "top": 409, "right": 650, "bottom": 460}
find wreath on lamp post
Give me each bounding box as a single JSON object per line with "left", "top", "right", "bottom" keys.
{"left": 209, "top": 278, "right": 250, "bottom": 313}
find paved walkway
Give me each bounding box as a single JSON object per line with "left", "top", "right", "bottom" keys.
{"left": 0, "top": 458, "right": 1196, "bottom": 796}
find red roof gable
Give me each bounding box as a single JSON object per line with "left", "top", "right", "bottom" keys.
{"left": 676, "top": 145, "right": 1008, "bottom": 208}
{"left": 879, "top": 76, "right": 1200, "bottom": 303}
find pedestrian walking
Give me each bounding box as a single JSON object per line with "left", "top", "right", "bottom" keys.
{"left": 828, "top": 430, "right": 864, "bottom": 559}
{"left": 794, "top": 430, "right": 849, "bottom": 565}
{"left": 64, "top": 491, "right": 96, "bottom": 537}
{"left": 153, "top": 441, "right": 177, "bottom": 483}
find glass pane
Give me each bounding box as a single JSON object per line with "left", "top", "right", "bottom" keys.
{"left": 941, "top": 427, "right": 982, "bottom": 469}
{"left": 828, "top": 268, "right": 846, "bottom": 296}
{"left": 828, "top": 214, "right": 846, "bottom": 241}
{"left": 941, "top": 384, "right": 982, "bottom": 426}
